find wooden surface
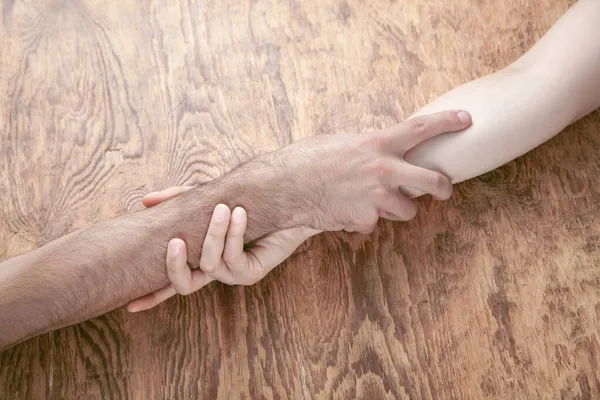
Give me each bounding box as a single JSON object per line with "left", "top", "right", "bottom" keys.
{"left": 1, "top": 0, "right": 599, "bottom": 398}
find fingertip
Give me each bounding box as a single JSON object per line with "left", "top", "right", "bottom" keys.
{"left": 433, "top": 192, "right": 451, "bottom": 201}
{"left": 127, "top": 303, "right": 140, "bottom": 313}
{"left": 141, "top": 193, "right": 159, "bottom": 207}
{"left": 168, "top": 238, "right": 184, "bottom": 258}
{"left": 407, "top": 205, "right": 418, "bottom": 220}
{"left": 456, "top": 111, "right": 472, "bottom": 125}
{"left": 378, "top": 210, "right": 391, "bottom": 218}
{"left": 171, "top": 237, "right": 186, "bottom": 246}
{"left": 142, "top": 186, "right": 194, "bottom": 207}
{"left": 434, "top": 179, "right": 454, "bottom": 201}
{"left": 231, "top": 207, "right": 246, "bottom": 224}
{"left": 442, "top": 186, "right": 454, "bottom": 201}
{"left": 433, "top": 193, "right": 451, "bottom": 201}
{"left": 201, "top": 263, "right": 216, "bottom": 273}
{"left": 213, "top": 203, "right": 231, "bottom": 222}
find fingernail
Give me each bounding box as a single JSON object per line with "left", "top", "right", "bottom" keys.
{"left": 214, "top": 204, "right": 229, "bottom": 222}
{"left": 168, "top": 241, "right": 181, "bottom": 257}
{"left": 457, "top": 111, "right": 471, "bottom": 124}
{"left": 232, "top": 207, "right": 244, "bottom": 223}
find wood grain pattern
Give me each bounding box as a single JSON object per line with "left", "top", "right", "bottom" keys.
{"left": 1, "top": 0, "right": 599, "bottom": 398}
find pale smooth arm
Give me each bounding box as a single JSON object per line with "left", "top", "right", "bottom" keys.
{"left": 404, "top": 0, "right": 600, "bottom": 195}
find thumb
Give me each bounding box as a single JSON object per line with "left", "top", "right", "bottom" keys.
{"left": 248, "top": 228, "right": 317, "bottom": 268}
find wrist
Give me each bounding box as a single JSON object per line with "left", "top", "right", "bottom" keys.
{"left": 245, "top": 150, "right": 311, "bottom": 229}
{"left": 225, "top": 155, "right": 299, "bottom": 234}
{"left": 161, "top": 155, "right": 298, "bottom": 251}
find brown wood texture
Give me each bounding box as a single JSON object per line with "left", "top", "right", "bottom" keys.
{"left": 1, "top": 0, "right": 599, "bottom": 398}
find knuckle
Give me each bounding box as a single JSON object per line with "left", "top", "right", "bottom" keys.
{"left": 176, "top": 282, "right": 193, "bottom": 296}
{"left": 201, "top": 263, "right": 216, "bottom": 273}
{"left": 366, "top": 158, "right": 389, "bottom": 177}
{"left": 179, "top": 287, "right": 193, "bottom": 296}
{"left": 230, "top": 225, "right": 246, "bottom": 237}
{"left": 363, "top": 134, "right": 388, "bottom": 151}
{"left": 370, "top": 186, "right": 387, "bottom": 199}
{"left": 409, "top": 116, "right": 427, "bottom": 133}
{"left": 206, "top": 231, "right": 225, "bottom": 243}
{"left": 217, "top": 221, "right": 232, "bottom": 234}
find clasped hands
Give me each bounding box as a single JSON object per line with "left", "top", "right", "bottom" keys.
{"left": 128, "top": 110, "right": 472, "bottom": 312}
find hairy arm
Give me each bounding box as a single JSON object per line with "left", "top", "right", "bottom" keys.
{"left": 0, "top": 162, "right": 287, "bottom": 350}
{"left": 0, "top": 109, "right": 473, "bottom": 350}
{"left": 404, "top": 0, "right": 600, "bottom": 195}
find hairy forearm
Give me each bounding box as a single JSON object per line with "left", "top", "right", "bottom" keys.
{"left": 0, "top": 161, "right": 286, "bottom": 349}
{"left": 404, "top": 0, "right": 600, "bottom": 195}
{"left": 0, "top": 211, "right": 179, "bottom": 348}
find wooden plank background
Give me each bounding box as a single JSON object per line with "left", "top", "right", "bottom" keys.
{"left": 1, "top": 0, "right": 599, "bottom": 398}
